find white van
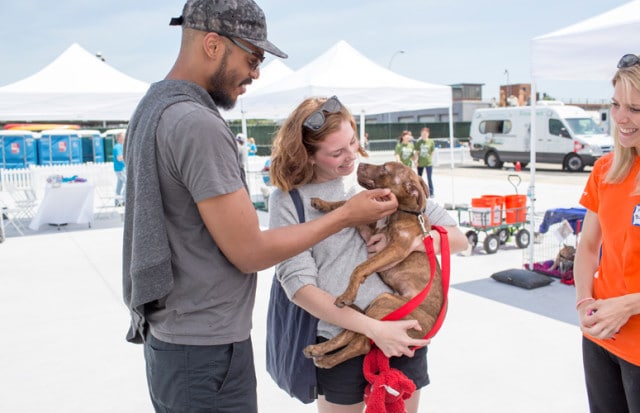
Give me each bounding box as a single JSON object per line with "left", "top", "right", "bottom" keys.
{"left": 468, "top": 102, "right": 613, "bottom": 171}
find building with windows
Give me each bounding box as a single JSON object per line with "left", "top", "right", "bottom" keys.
{"left": 366, "top": 83, "right": 491, "bottom": 124}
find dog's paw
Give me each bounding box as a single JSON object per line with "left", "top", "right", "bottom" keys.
{"left": 303, "top": 345, "right": 317, "bottom": 358}
{"left": 312, "top": 356, "right": 333, "bottom": 369}
{"left": 334, "top": 294, "right": 354, "bottom": 308}
{"left": 310, "top": 197, "right": 326, "bottom": 211}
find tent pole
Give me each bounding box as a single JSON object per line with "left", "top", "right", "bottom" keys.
{"left": 360, "top": 111, "right": 366, "bottom": 149}
{"left": 240, "top": 101, "right": 252, "bottom": 200}
{"left": 527, "top": 81, "right": 538, "bottom": 268}
{"left": 448, "top": 104, "right": 455, "bottom": 208}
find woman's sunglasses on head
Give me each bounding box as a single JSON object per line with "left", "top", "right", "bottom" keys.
{"left": 618, "top": 54, "right": 640, "bottom": 69}
{"left": 303, "top": 96, "right": 343, "bottom": 131}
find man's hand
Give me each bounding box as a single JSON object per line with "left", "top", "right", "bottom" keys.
{"left": 341, "top": 189, "right": 397, "bottom": 226}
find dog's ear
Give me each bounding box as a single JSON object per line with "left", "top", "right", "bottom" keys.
{"left": 403, "top": 179, "right": 428, "bottom": 210}
{"left": 415, "top": 178, "right": 429, "bottom": 210}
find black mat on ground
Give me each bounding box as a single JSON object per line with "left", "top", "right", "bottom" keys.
{"left": 452, "top": 277, "right": 578, "bottom": 326}
{"left": 491, "top": 268, "right": 553, "bottom": 289}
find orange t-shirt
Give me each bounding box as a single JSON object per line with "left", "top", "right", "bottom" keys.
{"left": 580, "top": 152, "right": 640, "bottom": 366}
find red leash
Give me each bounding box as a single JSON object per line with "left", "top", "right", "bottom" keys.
{"left": 363, "top": 224, "right": 450, "bottom": 413}
{"left": 381, "top": 225, "right": 450, "bottom": 338}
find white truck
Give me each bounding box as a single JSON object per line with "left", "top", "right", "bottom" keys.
{"left": 469, "top": 102, "right": 613, "bottom": 172}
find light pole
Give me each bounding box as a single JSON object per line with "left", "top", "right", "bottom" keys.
{"left": 504, "top": 69, "right": 510, "bottom": 104}
{"left": 386, "top": 50, "right": 405, "bottom": 136}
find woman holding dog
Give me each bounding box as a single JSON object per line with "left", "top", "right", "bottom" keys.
{"left": 268, "top": 95, "right": 468, "bottom": 413}
{"left": 574, "top": 54, "right": 640, "bottom": 412}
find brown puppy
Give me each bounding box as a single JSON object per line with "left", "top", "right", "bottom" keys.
{"left": 549, "top": 244, "right": 576, "bottom": 272}
{"left": 303, "top": 161, "right": 444, "bottom": 368}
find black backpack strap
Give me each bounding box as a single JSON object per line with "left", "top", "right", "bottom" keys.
{"left": 289, "top": 189, "right": 305, "bottom": 223}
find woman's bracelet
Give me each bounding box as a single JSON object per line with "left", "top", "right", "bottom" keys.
{"left": 576, "top": 297, "right": 595, "bottom": 309}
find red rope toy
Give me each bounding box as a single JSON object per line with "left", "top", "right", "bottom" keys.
{"left": 363, "top": 225, "right": 450, "bottom": 413}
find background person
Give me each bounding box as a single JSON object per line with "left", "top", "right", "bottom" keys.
{"left": 122, "top": 2, "right": 398, "bottom": 412}
{"left": 236, "top": 133, "right": 249, "bottom": 172}
{"left": 112, "top": 131, "right": 126, "bottom": 206}
{"left": 414, "top": 127, "right": 435, "bottom": 196}
{"left": 394, "top": 130, "right": 415, "bottom": 168}
{"left": 268, "top": 96, "right": 469, "bottom": 413}
{"left": 248, "top": 136, "right": 258, "bottom": 155}
{"left": 574, "top": 53, "right": 640, "bottom": 413}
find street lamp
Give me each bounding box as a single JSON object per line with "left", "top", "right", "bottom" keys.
{"left": 388, "top": 50, "right": 405, "bottom": 70}
{"left": 504, "top": 69, "right": 510, "bottom": 102}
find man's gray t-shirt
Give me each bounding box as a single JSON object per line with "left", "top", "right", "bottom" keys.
{"left": 147, "top": 100, "right": 257, "bottom": 346}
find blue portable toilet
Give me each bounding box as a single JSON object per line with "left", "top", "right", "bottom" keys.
{"left": 0, "top": 130, "right": 38, "bottom": 169}
{"left": 78, "top": 129, "right": 106, "bottom": 163}
{"left": 38, "top": 129, "right": 82, "bottom": 165}
{"left": 101, "top": 128, "right": 127, "bottom": 162}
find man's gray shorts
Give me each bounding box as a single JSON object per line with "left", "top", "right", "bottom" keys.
{"left": 144, "top": 333, "right": 257, "bottom": 413}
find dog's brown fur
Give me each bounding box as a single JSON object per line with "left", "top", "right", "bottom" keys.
{"left": 303, "top": 162, "right": 444, "bottom": 368}
{"left": 549, "top": 244, "right": 576, "bottom": 272}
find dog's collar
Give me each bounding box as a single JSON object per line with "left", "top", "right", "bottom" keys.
{"left": 398, "top": 208, "right": 429, "bottom": 236}
{"left": 397, "top": 208, "right": 426, "bottom": 216}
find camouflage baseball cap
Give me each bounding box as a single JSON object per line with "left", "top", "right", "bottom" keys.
{"left": 169, "top": 0, "right": 287, "bottom": 59}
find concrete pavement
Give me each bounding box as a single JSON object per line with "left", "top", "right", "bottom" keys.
{"left": 0, "top": 165, "right": 591, "bottom": 412}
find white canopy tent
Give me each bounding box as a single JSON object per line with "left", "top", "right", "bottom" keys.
{"left": 224, "top": 40, "right": 452, "bottom": 122}
{"left": 222, "top": 59, "right": 294, "bottom": 136}
{"left": 527, "top": 0, "right": 640, "bottom": 263}
{"left": 0, "top": 43, "right": 149, "bottom": 122}
{"left": 223, "top": 40, "right": 456, "bottom": 202}
{"left": 531, "top": 0, "right": 640, "bottom": 80}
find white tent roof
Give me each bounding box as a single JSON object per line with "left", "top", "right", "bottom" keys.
{"left": 0, "top": 43, "right": 149, "bottom": 121}
{"left": 525, "top": 1, "right": 640, "bottom": 264}
{"left": 224, "top": 40, "right": 451, "bottom": 120}
{"left": 531, "top": 0, "right": 640, "bottom": 80}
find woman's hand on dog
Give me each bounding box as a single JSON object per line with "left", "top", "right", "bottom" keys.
{"left": 366, "top": 233, "right": 402, "bottom": 271}
{"left": 368, "top": 319, "right": 431, "bottom": 358}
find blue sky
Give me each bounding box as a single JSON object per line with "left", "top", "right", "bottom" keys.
{"left": 0, "top": 0, "right": 631, "bottom": 104}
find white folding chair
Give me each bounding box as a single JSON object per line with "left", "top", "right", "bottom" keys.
{"left": 5, "top": 183, "right": 38, "bottom": 222}
{"left": 0, "top": 191, "right": 26, "bottom": 237}
{"left": 93, "top": 169, "right": 120, "bottom": 219}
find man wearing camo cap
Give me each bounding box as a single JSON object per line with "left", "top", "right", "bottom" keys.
{"left": 122, "top": 1, "right": 399, "bottom": 412}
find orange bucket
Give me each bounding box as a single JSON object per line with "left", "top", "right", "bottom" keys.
{"left": 481, "top": 195, "right": 504, "bottom": 225}
{"left": 505, "top": 194, "right": 527, "bottom": 224}
{"left": 471, "top": 197, "right": 495, "bottom": 227}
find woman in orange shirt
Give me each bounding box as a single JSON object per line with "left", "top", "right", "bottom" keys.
{"left": 575, "top": 53, "right": 640, "bottom": 412}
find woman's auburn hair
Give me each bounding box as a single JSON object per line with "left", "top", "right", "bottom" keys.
{"left": 269, "top": 97, "right": 366, "bottom": 192}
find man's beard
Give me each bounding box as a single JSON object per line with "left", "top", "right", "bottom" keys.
{"left": 208, "top": 53, "right": 252, "bottom": 110}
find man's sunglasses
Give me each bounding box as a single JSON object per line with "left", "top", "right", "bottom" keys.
{"left": 617, "top": 54, "right": 640, "bottom": 69}
{"left": 226, "top": 36, "right": 265, "bottom": 71}
{"left": 303, "top": 96, "right": 343, "bottom": 131}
